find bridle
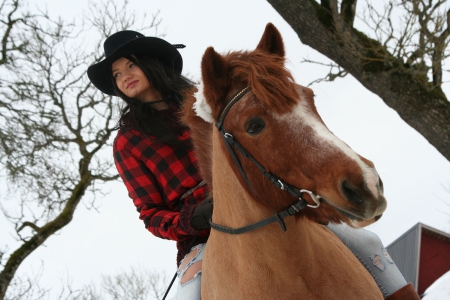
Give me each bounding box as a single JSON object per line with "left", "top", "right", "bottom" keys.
{"left": 210, "top": 86, "right": 322, "bottom": 234}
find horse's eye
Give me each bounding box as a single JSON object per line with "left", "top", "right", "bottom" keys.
{"left": 246, "top": 119, "right": 265, "bottom": 135}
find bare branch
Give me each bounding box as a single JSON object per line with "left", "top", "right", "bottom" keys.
{"left": 101, "top": 268, "right": 169, "bottom": 300}
{"left": 17, "top": 222, "right": 41, "bottom": 234}
{"left": 0, "top": 0, "right": 163, "bottom": 297}
{"left": 268, "top": 0, "right": 450, "bottom": 160}
{"left": 0, "top": 0, "right": 24, "bottom": 65}
{"left": 341, "top": 0, "right": 357, "bottom": 26}
{"left": 301, "top": 58, "right": 349, "bottom": 86}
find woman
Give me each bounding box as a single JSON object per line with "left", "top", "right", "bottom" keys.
{"left": 87, "top": 30, "right": 419, "bottom": 300}
{"left": 88, "top": 31, "right": 211, "bottom": 299}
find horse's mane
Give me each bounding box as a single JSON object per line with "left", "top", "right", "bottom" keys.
{"left": 180, "top": 87, "right": 214, "bottom": 189}
{"left": 227, "top": 49, "right": 299, "bottom": 113}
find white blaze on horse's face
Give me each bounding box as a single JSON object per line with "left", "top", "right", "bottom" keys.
{"left": 293, "top": 91, "right": 380, "bottom": 197}
{"left": 277, "top": 86, "right": 386, "bottom": 226}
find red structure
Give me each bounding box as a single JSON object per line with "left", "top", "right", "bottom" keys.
{"left": 386, "top": 223, "right": 450, "bottom": 296}
{"left": 418, "top": 226, "right": 450, "bottom": 294}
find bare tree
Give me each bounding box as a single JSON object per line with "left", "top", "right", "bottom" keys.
{"left": 0, "top": 264, "right": 48, "bottom": 300}
{"left": 267, "top": 0, "right": 450, "bottom": 161}
{"left": 48, "top": 268, "right": 170, "bottom": 300}
{"left": 0, "top": 0, "right": 162, "bottom": 298}
{"left": 0, "top": 0, "right": 28, "bottom": 66}
{"left": 100, "top": 268, "right": 170, "bottom": 300}
{"left": 1, "top": 267, "right": 171, "bottom": 300}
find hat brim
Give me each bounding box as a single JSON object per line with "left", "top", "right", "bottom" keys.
{"left": 87, "top": 36, "right": 183, "bottom": 96}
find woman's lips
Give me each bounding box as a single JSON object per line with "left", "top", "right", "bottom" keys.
{"left": 127, "top": 80, "right": 138, "bottom": 88}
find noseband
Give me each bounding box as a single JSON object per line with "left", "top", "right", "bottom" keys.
{"left": 210, "top": 87, "right": 322, "bottom": 234}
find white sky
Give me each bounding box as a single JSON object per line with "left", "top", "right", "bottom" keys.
{"left": 2, "top": 0, "right": 450, "bottom": 298}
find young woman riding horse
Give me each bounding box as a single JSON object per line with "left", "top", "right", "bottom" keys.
{"left": 87, "top": 24, "right": 420, "bottom": 299}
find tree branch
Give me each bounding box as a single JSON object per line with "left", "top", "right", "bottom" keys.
{"left": 0, "top": 0, "right": 163, "bottom": 297}
{"left": 301, "top": 58, "right": 348, "bottom": 85}
{"left": 267, "top": 0, "right": 450, "bottom": 161}
{"left": 0, "top": 0, "right": 24, "bottom": 65}
{"left": 431, "top": 8, "right": 450, "bottom": 86}
{"left": 17, "top": 222, "right": 41, "bottom": 233}
{"left": 0, "top": 172, "right": 92, "bottom": 298}
{"left": 341, "top": 0, "right": 357, "bottom": 26}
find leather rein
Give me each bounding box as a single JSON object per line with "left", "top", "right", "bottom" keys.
{"left": 210, "top": 86, "right": 322, "bottom": 234}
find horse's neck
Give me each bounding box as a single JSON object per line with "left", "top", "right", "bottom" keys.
{"left": 209, "top": 130, "right": 364, "bottom": 263}
{"left": 211, "top": 131, "right": 273, "bottom": 228}
{"left": 207, "top": 132, "right": 381, "bottom": 298}
{"left": 210, "top": 130, "right": 319, "bottom": 259}
{"left": 209, "top": 142, "right": 343, "bottom": 278}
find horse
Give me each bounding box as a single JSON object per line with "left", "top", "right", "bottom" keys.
{"left": 181, "top": 23, "right": 386, "bottom": 300}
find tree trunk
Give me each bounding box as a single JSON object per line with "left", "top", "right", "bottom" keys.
{"left": 0, "top": 173, "right": 91, "bottom": 299}
{"left": 267, "top": 0, "right": 450, "bottom": 161}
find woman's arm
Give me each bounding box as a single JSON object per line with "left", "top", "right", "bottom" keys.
{"left": 113, "top": 129, "right": 208, "bottom": 241}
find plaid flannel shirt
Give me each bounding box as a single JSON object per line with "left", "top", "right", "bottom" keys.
{"left": 113, "top": 127, "right": 210, "bottom": 265}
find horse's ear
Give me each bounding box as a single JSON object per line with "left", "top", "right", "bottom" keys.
{"left": 256, "top": 23, "right": 285, "bottom": 57}
{"left": 201, "top": 46, "right": 229, "bottom": 116}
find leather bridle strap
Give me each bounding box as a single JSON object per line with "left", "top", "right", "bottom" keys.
{"left": 220, "top": 132, "right": 312, "bottom": 200}
{"left": 215, "top": 87, "right": 255, "bottom": 191}
{"left": 212, "top": 87, "right": 321, "bottom": 234}
{"left": 210, "top": 198, "right": 308, "bottom": 234}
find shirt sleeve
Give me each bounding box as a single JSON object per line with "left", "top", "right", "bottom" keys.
{"left": 113, "top": 130, "right": 208, "bottom": 241}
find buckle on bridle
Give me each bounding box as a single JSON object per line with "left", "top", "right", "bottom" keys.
{"left": 287, "top": 199, "right": 308, "bottom": 216}
{"left": 224, "top": 133, "right": 233, "bottom": 139}
{"left": 291, "top": 203, "right": 300, "bottom": 213}
{"left": 300, "top": 189, "right": 321, "bottom": 208}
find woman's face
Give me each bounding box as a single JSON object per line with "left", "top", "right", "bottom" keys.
{"left": 112, "top": 57, "right": 162, "bottom": 103}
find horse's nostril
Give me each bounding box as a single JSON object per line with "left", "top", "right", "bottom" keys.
{"left": 379, "top": 178, "right": 384, "bottom": 192}
{"left": 342, "top": 180, "right": 363, "bottom": 205}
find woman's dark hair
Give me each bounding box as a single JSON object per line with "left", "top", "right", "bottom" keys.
{"left": 112, "top": 53, "right": 194, "bottom": 148}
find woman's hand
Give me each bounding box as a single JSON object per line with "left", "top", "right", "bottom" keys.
{"left": 191, "top": 200, "right": 213, "bottom": 230}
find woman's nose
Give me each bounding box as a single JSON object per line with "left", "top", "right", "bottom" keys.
{"left": 122, "top": 72, "right": 132, "bottom": 82}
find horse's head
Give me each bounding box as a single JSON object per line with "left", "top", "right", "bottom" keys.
{"left": 189, "top": 23, "right": 387, "bottom": 228}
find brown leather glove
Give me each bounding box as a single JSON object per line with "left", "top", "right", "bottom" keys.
{"left": 191, "top": 200, "right": 213, "bottom": 230}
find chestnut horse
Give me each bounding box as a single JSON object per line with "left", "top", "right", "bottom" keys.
{"left": 182, "top": 23, "right": 386, "bottom": 299}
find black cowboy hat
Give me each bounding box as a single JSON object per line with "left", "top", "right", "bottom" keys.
{"left": 87, "top": 30, "right": 184, "bottom": 96}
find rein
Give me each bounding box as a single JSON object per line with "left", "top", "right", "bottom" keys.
{"left": 211, "top": 87, "right": 322, "bottom": 235}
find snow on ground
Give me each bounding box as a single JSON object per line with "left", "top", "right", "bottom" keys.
{"left": 422, "top": 271, "right": 450, "bottom": 300}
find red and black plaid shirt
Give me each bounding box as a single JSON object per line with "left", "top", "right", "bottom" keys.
{"left": 113, "top": 127, "right": 210, "bottom": 265}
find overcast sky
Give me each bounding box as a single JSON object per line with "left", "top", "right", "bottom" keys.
{"left": 2, "top": 0, "right": 450, "bottom": 298}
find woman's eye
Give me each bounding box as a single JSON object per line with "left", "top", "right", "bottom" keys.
{"left": 246, "top": 120, "right": 265, "bottom": 135}
{"left": 113, "top": 73, "right": 120, "bottom": 79}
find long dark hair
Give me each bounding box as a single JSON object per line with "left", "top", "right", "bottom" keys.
{"left": 112, "top": 53, "right": 194, "bottom": 148}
